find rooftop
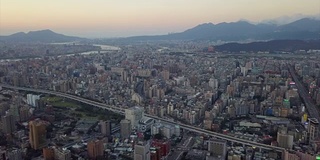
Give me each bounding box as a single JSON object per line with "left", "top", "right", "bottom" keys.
{"left": 308, "top": 118, "right": 319, "bottom": 124}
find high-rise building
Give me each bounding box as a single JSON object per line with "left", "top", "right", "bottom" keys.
{"left": 19, "top": 106, "right": 30, "bottom": 122}
{"left": 121, "top": 70, "right": 128, "bottom": 81}
{"left": 161, "top": 70, "right": 170, "bottom": 80}
{"left": 27, "top": 94, "right": 41, "bottom": 107}
{"left": 308, "top": 118, "right": 319, "bottom": 143}
{"left": 87, "top": 139, "right": 104, "bottom": 160}
{"left": 277, "top": 130, "right": 294, "bottom": 149}
{"left": 43, "top": 147, "right": 71, "bottom": 160}
{"left": 29, "top": 120, "right": 47, "bottom": 150}
{"left": 226, "top": 85, "right": 235, "bottom": 97}
{"left": 150, "top": 147, "right": 161, "bottom": 160}
{"left": 241, "top": 66, "right": 248, "bottom": 76}
{"left": 9, "top": 104, "right": 19, "bottom": 121}
{"left": 134, "top": 141, "right": 150, "bottom": 160}
{"left": 207, "top": 139, "right": 227, "bottom": 158}
{"left": 167, "top": 102, "right": 174, "bottom": 115}
{"left": 120, "top": 119, "right": 131, "bottom": 138}
{"left": 174, "top": 125, "right": 180, "bottom": 137}
{"left": 203, "top": 120, "right": 213, "bottom": 130}
{"left": 284, "top": 150, "right": 300, "bottom": 160}
{"left": 189, "top": 111, "right": 197, "bottom": 124}
{"left": 204, "top": 110, "right": 213, "bottom": 120}
{"left": 162, "top": 125, "right": 174, "bottom": 139}
{"left": 208, "top": 78, "right": 219, "bottom": 89}
{"left": 227, "top": 105, "right": 236, "bottom": 118}
{"left": 125, "top": 106, "right": 144, "bottom": 129}
{"left": 43, "top": 147, "right": 54, "bottom": 160}
{"left": 54, "top": 147, "right": 72, "bottom": 160}
{"left": 132, "top": 93, "right": 143, "bottom": 105}
{"left": 151, "top": 140, "right": 170, "bottom": 157}
{"left": 235, "top": 105, "right": 249, "bottom": 116}
{"left": 1, "top": 114, "right": 16, "bottom": 134}
{"left": 99, "top": 120, "right": 111, "bottom": 137}
{"left": 158, "top": 106, "right": 164, "bottom": 117}
{"left": 151, "top": 123, "right": 162, "bottom": 135}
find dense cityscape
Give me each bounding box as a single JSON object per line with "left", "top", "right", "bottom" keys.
{"left": 1, "top": 0, "right": 320, "bottom": 159}
{"left": 0, "top": 41, "right": 320, "bottom": 160}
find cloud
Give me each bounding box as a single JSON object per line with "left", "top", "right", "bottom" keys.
{"left": 260, "top": 13, "right": 320, "bottom": 25}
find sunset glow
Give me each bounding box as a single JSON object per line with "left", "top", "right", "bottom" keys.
{"left": 1, "top": 0, "right": 319, "bottom": 37}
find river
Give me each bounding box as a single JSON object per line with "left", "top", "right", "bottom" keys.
{"left": 0, "top": 44, "right": 121, "bottom": 63}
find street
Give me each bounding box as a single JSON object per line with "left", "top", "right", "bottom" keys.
{"left": 288, "top": 64, "right": 320, "bottom": 122}
{"left": 167, "top": 135, "right": 194, "bottom": 160}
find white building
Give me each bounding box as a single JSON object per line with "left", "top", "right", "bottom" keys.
{"left": 151, "top": 123, "right": 162, "bottom": 135}
{"left": 167, "top": 102, "right": 174, "bottom": 115}
{"left": 174, "top": 125, "right": 181, "bottom": 137}
{"left": 162, "top": 125, "right": 174, "bottom": 138}
{"left": 138, "top": 117, "right": 154, "bottom": 132}
{"left": 125, "top": 106, "right": 144, "bottom": 130}
{"left": 209, "top": 78, "right": 219, "bottom": 89}
{"left": 27, "top": 94, "right": 41, "bottom": 107}
{"left": 134, "top": 141, "right": 150, "bottom": 160}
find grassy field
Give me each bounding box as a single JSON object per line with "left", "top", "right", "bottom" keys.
{"left": 45, "top": 96, "right": 63, "bottom": 102}
{"left": 42, "top": 96, "right": 120, "bottom": 121}
{"left": 73, "top": 111, "right": 98, "bottom": 120}
{"left": 51, "top": 101, "right": 79, "bottom": 108}
{"left": 44, "top": 96, "right": 78, "bottom": 108}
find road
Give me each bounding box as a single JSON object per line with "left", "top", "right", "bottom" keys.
{"left": 0, "top": 84, "right": 285, "bottom": 153}
{"left": 168, "top": 135, "right": 194, "bottom": 160}
{"left": 288, "top": 65, "right": 320, "bottom": 122}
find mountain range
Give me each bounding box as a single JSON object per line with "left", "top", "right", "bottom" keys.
{"left": 0, "top": 18, "right": 319, "bottom": 43}
{"left": 0, "top": 29, "right": 83, "bottom": 43}
{"left": 215, "top": 39, "right": 320, "bottom": 52}
{"left": 125, "top": 18, "right": 320, "bottom": 41}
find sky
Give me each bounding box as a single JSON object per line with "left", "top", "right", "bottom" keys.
{"left": 0, "top": 0, "right": 319, "bottom": 38}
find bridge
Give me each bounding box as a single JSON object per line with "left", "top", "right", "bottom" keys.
{"left": 0, "top": 84, "right": 285, "bottom": 153}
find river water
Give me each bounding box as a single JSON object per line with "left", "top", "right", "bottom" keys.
{"left": 0, "top": 44, "right": 121, "bottom": 63}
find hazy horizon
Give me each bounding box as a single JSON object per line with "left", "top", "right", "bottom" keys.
{"left": 1, "top": 0, "right": 319, "bottom": 38}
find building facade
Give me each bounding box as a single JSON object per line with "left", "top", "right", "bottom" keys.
{"left": 29, "top": 119, "right": 47, "bottom": 150}
{"left": 134, "top": 141, "right": 150, "bottom": 160}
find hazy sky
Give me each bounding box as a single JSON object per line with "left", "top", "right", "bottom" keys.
{"left": 1, "top": 0, "right": 319, "bottom": 38}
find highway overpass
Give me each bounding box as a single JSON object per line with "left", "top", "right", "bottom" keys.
{"left": 0, "top": 84, "right": 285, "bottom": 153}
{"left": 287, "top": 65, "right": 320, "bottom": 122}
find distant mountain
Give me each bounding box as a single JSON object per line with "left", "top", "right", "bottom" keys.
{"left": 125, "top": 18, "right": 320, "bottom": 42}
{"left": 260, "top": 14, "right": 320, "bottom": 25}
{"left": 215, "top": 39, "right": 320, "bottom": 52}
{"left": 279, "top": 18, "right": 320, "bottom": 32}
{"left": 0, "top": 30, "right": 84, "bottom": 43}
{"left": 2, "top": 18, "right": 319, "bottom": 43}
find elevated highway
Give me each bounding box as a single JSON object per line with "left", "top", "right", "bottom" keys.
{"left": 288, "top": 65, "right": 320, "bottom": 122}
{"left": 0, "top": 84, "right": 285, "bottom": 153}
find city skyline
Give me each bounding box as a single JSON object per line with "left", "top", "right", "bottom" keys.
{"left": 0, "top": 0, "right": 319, "bottom": 38}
